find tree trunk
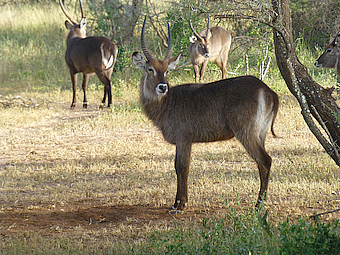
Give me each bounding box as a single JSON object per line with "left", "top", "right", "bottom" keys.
{"left": 272, "top": 0, "right": 340, "bottom": 165}
{"left": 102, "top": 0, "right": 143, "bottom": 46}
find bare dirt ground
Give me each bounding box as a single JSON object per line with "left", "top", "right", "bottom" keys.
{"left": 1, "top": 200, "right": 228, "bottom": 237}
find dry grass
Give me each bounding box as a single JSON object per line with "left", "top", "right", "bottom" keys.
{"left": 0, "top": 85, "right": 339, "bottom": 252}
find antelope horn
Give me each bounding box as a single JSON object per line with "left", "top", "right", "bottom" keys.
{"left": 330, "top": 33, "right": 340, "bottom": 46}
{"left": 335, "top": 33, "right": 340, "bottom": 46}
{"left": 141, "top": 16, "right": 154, "bottom": 62}
{"left": 189, "top": 20, "right": 203, "bottom": 41}
{"left": 79, "top": 0, "right": 86, "bottom": 19}
{"left": 59, "top": 0, "right": 78, "bottom": 25}
{"left": 163, "top": 22, "right": 172, "bottom": 62}
{"left": 331, "top": 36, "right": 337, "bottom": 46}
{"left": 206, "top": 15, "right": 210, "bottom": 38}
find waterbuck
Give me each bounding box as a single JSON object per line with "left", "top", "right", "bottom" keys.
{"left": 60, "top": 0, "right": 118, "bottom": 108}
{"left": 315, "top": 34, "right": 340, "bottom": 77}
{"left": 132, "top": 17, "right": 279, "bottom": 212}
{"left": 188, "top": 18, "right": 232, "bottom": 83}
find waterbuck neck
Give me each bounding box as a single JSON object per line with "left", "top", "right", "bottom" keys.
{"left": 139, "top": 74, "right": 169, "bottom": 126}
{"left": 66, "top": 29, "right": 85, "bottom": 46}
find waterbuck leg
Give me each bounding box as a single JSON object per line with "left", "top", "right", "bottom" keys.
{"left": 96, "top": 71, "right": 112, "bottom": 108}
{"left": 173, "top": 142, "right": 192, "bottom": 211}
{"left": 221, "top": 62, "right": 227, "bottom": 80}
{"left": 237, "top": 135, "right": 272, "bottom": 207}
{"left": 193, "top": 64, "right": 200, "bottom": 83}
{"left": 215, "top": 61, "right": 227, "bottom": 80}
{"left": 82, "top": 73, "right": 89, "bottom": 108}
{"left": 256, "top": 155, "right": 272, "bottom": 207}
{"left": 199, "top": 60, "right": 209, "bottom": 82}
{"left": 106, "top": 80, "right": 113, "bottom": 107}
{"left": 70, "top": 71, "right": 78, "bottom": 109}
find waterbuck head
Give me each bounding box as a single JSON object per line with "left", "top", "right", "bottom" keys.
{"left": 315, "top": 34, "right": 340, "bottom": 70}
{"left": 189, "top": 17, "right": 211, "bottom": 59}
{"left": 132, "top": 17, "right": 180, "bottom": 102}
{"left": 59, "top": 0, "right": 86, "bottom": 40}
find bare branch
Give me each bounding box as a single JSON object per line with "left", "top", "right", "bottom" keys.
{"left": 0, "top": 96, "right": 39, "bottom": 108}
{"left": 146, "top": 0, "right": 168, "bottom": 48}
{"left": 285, "top": 57, "right": 339, "bottom": 164}
{"left": 311, "top": 105, "right": 340, "bottom": 161}
{"left": 309, "top": 208, "right": 340, "bottom": 220}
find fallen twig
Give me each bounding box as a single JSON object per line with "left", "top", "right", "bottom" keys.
{"left": 309, "top": 208, "right": 340, "bottom": 220}
{"left": 0, "top": 95, "right": 39, "bottom": 108}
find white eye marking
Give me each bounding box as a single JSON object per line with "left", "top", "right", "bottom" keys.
{"left": 147, "top": 66, "right": 157, "bottom": 76}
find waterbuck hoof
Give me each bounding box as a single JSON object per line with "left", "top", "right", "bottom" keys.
{"left": 70, "top": 104, "right": 76, "bottom": 109}
{"left": 99, "top": 104, "right": 105, "bottom": 109}
{"left": 83, "top": 102, "right": 88, "bottom": 109}
{"left": 168, "top": 207, "right": 184, "bottom": 214}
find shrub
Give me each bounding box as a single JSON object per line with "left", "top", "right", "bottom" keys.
{"left": 147, "top": 203, "right": 340, "bottom": 255}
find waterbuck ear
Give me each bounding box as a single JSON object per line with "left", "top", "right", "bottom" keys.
{"left": 168, "top": 54, "right": 181, "bottom": 70}
{"left": 132, "top": 52, "right": 147, "bottom": 70}
{"left": 189, "top": 35, "right": 197, "bottom": 43}
{"left": 65, "top": 21, "right": 73, "bottom": 30}
{"left": 80, "top": 18, "right": 86, "bottom": 29}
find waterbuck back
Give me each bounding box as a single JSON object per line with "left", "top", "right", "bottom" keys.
{"left": 60, "top": 0, "right": 118, "bottom": 109}
{"left": 132, "top": 17, "right": 279, "bottom": 213}
{"left": 188, "top": 18, "right": 232, "bottom": 83}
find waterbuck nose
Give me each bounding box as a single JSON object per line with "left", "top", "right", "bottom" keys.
{"left": 204, "top": 53, "right": 210, "bottom": 58}
{"left": 157, "top": 83, "right": 168, "bottom": 95}
{"left": 314, "top": 61, "right": 321, "bottom": 68}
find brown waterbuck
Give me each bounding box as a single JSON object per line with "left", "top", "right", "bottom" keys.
{"left": 60, "top": 0, "right": 118, "bottom": 108}
{"left": 132, "top": 17, "right": 279, "bottom": 212}
{"left": 188, "top": 17, "right": 233, "bottom": 83}
{"left": 315, "top": 34, "right": 340, "bottom": 77}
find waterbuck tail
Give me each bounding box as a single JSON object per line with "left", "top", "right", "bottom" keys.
{"left": 101, "top": 43, "right": 117, "bottom": 70}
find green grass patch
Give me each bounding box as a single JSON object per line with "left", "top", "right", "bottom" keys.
{"left": 145, "top": 205, "right": 340, "bottom": 255}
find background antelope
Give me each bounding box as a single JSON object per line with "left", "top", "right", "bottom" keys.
{"left": 315, "top": 34, "right": 340, "bottom": 77}
{"left": 188, "top": 17, "right": 233, "bottom": 83}
{"left": 132, "top": 17, "right": 279, "bottom": 212}
{"left": 60, "top": 0, "right": 118, "bottom": 108}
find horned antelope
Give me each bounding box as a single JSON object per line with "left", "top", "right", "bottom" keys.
{"left": 188, "top": 17, "right": 233, "bottom": 83}
{"left": 132, "top": 17, "right": 279, "bottom": 212}
{"left": 60, "top": 0, "right": 118, "bottom": 108}
{"left": 315, "top": 34, "right": 340, "bottom": 77}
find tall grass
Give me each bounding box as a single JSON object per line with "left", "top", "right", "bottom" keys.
{"left": 0, "top": 4, "right": 66, "bottom": 94}
{"left": 0, "top": 3, "right": 136, "bottom": 97}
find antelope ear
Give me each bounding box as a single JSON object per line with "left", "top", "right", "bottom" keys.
{"left": 132, "top": 52, "right": 147, "bottom": 70}
{"left": 65, "top": 21, "right": 73, "bottom": 30}
{"left": 189, "top": 35, "right": 197, "bottom": 43}
{"left": 80, "top": 18, "right": 86, "bottom": 29}
{"left": 168, "top": 54, "right": 181, "bottom": 70}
